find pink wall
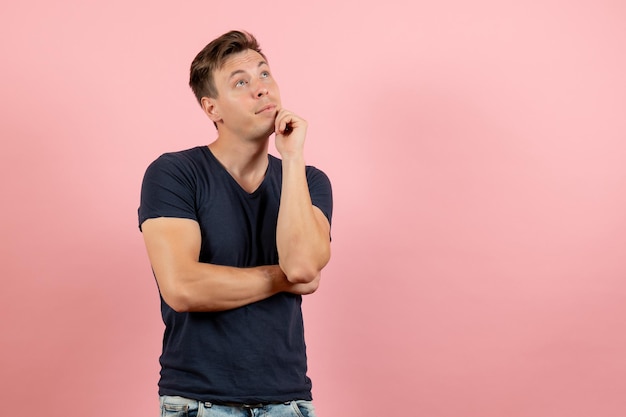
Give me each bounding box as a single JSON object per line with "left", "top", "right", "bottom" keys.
{"left": 1, "top": 1, "right": 625, "bottom": 416}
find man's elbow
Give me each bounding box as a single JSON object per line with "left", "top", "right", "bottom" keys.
{"left": 163, "top": 291, "right": 226, "bottom": 313}
{"left": 161, "top": 289, "right": 194, "bottom": 313}
{"left": 280, "top": 262, "right": 324, "bottom": 284}
{"left": 155, "top": 269, "right": 229, "bottom": 313}
{"left": 158, "top": 274, "right": 205, "bottom": 313}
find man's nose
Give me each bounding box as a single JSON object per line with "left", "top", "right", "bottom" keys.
{"left": 253, "top": 79, "right": 269, "bottom": 97}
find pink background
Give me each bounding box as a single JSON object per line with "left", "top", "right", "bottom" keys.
{"left": 1, "top": 1, "right": 625, "bottom": 416}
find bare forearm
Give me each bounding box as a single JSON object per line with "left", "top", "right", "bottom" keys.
{"left": 157, "top": 262, "right": 319, "bottom": 313}
{"left": 276, "top": 156, "right": 331, "bottom": 282}
{"left": 161, "top": 263, "right": 282, "bottom": 312}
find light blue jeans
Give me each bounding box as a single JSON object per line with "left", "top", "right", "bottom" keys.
{"left": 160, "top": 395, "right": 317, "bottom": 417}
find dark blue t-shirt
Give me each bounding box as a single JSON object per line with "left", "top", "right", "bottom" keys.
{"left": 138, "top": 146, "right": 332, "bottom": 403}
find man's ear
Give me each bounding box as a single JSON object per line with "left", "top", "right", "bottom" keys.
{"left": 201, "top": 97, "right": 221, "bottom": 123}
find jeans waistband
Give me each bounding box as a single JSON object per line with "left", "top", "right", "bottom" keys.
{"left": 207, "top": 401, "right": 288, "bottom": 408}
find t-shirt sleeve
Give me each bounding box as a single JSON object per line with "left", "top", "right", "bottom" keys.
{"left": 138, "top": 153, "right": 198, "bottom": 231}
{"left": 306, "top": 167, "right": 333, "bottom": 227}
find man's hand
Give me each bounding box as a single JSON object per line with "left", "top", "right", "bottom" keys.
{"left": 274, "top": 108, "right": 307, "bottom": 160}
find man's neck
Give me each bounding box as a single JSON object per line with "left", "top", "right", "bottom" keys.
{"left": 208, "top": 135, "right": 270, "bottom": 193}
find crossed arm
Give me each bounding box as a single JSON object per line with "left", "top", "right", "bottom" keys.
{"left": 141, "top": 217, "right": 323, "bottom": 313}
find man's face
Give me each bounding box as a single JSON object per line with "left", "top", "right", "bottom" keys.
{"left": 209, "top": 49, "right": 281, "bottom": 140}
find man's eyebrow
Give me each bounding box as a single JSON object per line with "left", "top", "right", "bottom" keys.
{"left": 228, "top": 61, "right": 269, "bottom": 79}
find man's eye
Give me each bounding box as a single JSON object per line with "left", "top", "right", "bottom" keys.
{"left": 261, "top": 71, "right": 270, "bottom": 78}
{"left": 235, "top": 80, "right": 246, "bottom": 87}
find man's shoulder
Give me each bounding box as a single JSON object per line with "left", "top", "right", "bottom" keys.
{"left": 147, "top": 146, "right": 210, "bottom": 172}
{"left": 155, "top": 145, "right": 207, "bottom": 163}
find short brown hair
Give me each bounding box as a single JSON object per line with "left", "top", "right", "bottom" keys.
{"left": 189, "top": 30, "right": 267, "bottom": 103}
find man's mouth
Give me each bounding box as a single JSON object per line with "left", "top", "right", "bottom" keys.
{"left": 255, "top": 104, "right": 276, "bottom": 114}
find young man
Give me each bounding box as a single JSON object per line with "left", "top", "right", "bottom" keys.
{"left": 138, "top": 30, "right": 332, "bottom": 417}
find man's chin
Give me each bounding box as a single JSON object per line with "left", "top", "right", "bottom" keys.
{"left": 259, "top": 123, "right": 276, "bottom": 138}
{"left": 246, "top": 125, "right": 275, "bottom": 142}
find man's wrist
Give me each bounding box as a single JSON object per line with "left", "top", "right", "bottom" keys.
{"left": 259, "top": 265, "right": 288, "bottom": 293}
